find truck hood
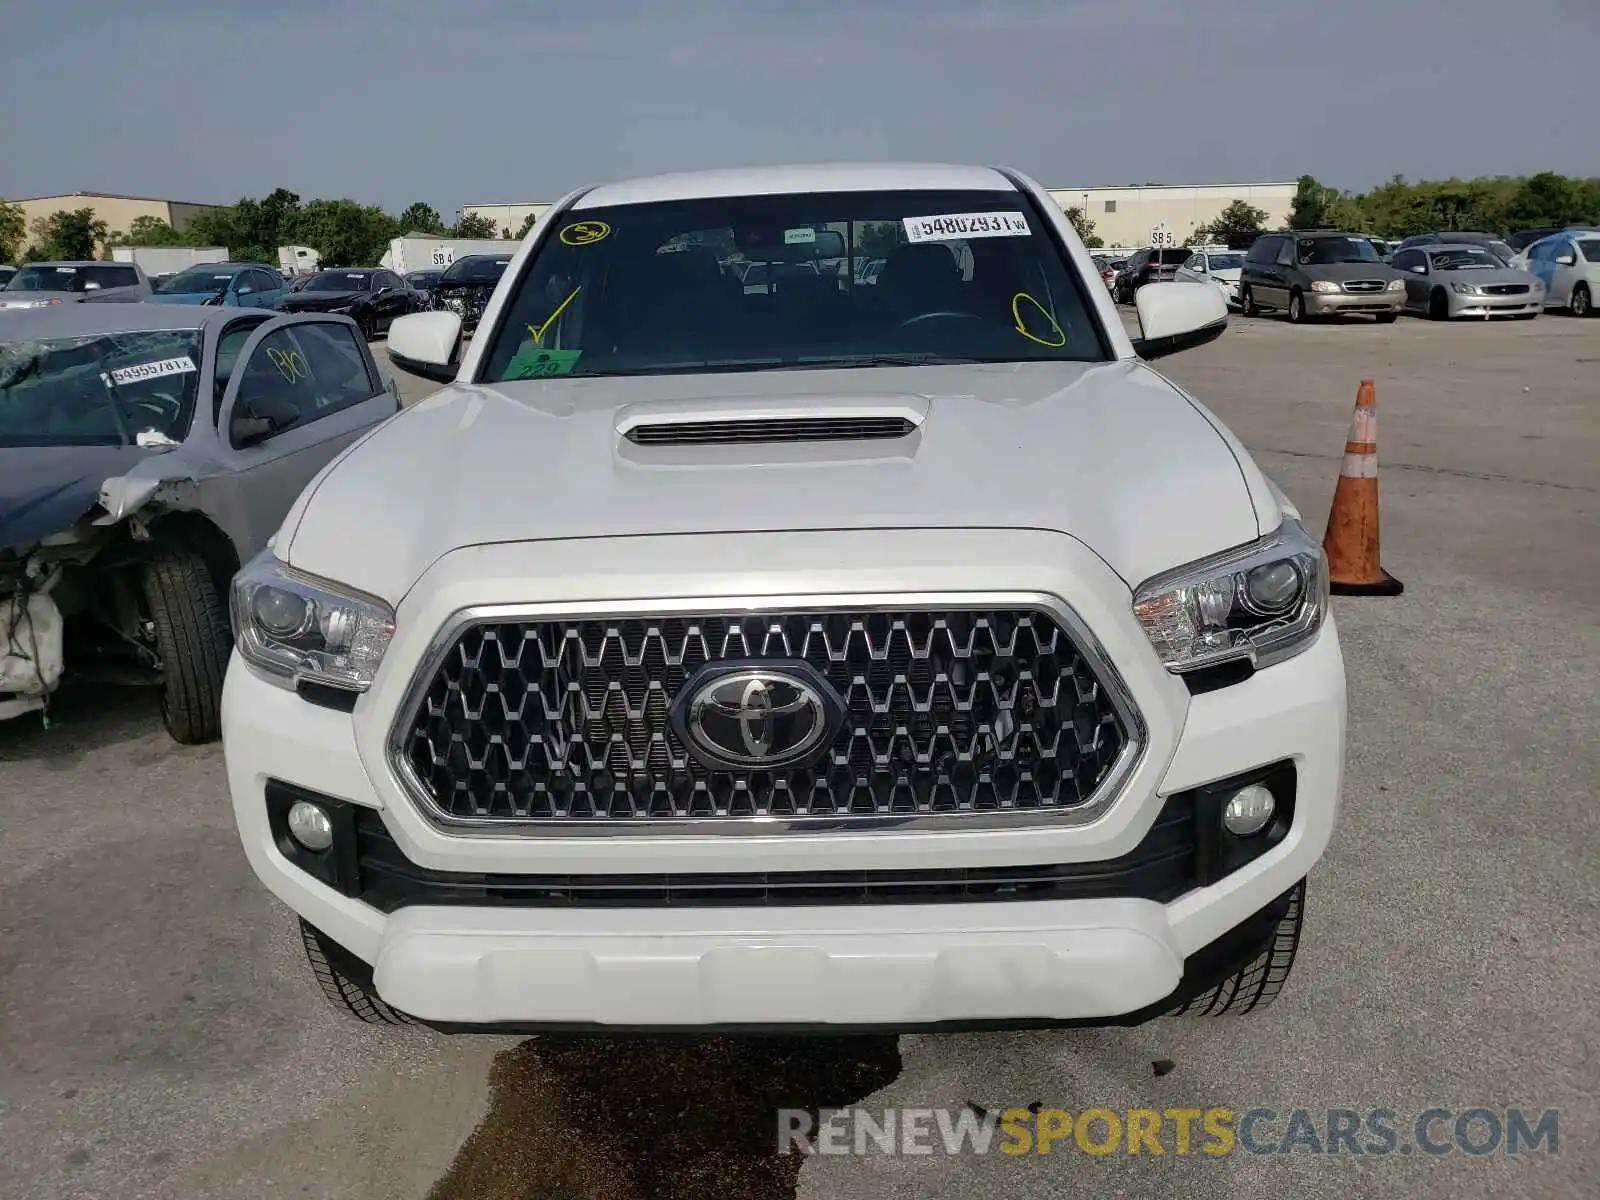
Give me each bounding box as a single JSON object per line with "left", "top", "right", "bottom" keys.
{"left": 0, "top": 445, "right": 156, "bottom": 548}
{"left": 281, "top": 361, "right": 1269, "bottom": 604}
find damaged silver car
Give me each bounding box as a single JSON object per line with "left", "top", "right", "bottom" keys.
{"left": 1, "top": 304, "right": 401, "bottom": 742}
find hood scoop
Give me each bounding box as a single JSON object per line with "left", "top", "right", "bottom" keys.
{"left": 617, "top": 394, "right": 929, "bottom": 447}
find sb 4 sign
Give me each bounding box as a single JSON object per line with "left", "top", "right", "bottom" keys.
{"left": 430, "top": 246, "right": 455, "bottom": 267}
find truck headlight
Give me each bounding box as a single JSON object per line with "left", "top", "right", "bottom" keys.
{"left": 1309, "top": 280, "right": 1341, "bottom": 293}
{"left": 230, "top": 551, "right": 395, "bottom": 691}
{"left": 1451, "top": 282, "right": 1481, "bottom": 295}
{"left": 1132, "top": 519, "right": 1329, "bottom": 673}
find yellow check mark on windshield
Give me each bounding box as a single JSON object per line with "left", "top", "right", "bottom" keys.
{"left": 527, "top": 286, "right": 581, "bottom": 344}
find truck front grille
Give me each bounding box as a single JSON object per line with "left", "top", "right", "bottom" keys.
{"left": 393, "top": 603, "right": 1137, "bottom": 832}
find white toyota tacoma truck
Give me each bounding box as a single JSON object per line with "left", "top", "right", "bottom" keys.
{"left": 222, "top": 163, "right": 1344, "bottom": 1031}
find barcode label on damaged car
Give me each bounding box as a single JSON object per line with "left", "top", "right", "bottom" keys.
{"left": 903, "top": 212, "right": 1030, "bottom": 243}
{"left": 108, "top": 356, "right": 197, "bottom": 385}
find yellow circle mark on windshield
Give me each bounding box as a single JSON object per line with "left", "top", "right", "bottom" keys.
{"left": 559, "top": 220, "right": 611, "bottom": 247}
{"left": 1012, "top": 292, "right": 1067, "bottom": 348}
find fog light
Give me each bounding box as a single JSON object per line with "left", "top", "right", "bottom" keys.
{"left": 1222, "top": 784, "right": 1276, "bottom": 836}
{"left": 287, "top": 800, "right": 334, "bottom": 851}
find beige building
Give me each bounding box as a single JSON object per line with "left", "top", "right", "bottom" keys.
{"left": 1048, "top": 183, "right": 1297, "bottom": 251}
{"left": 12, "top": 192, "right": 223, "bottom": 253}
{"left": 457, "top": 202, "right": 552, "bottom": 238}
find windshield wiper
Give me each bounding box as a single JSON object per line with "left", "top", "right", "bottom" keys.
{"left": 773, "top": 354, "right": 994, "bottom": 370}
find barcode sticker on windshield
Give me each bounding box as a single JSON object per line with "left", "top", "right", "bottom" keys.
{"left": 903, "top": 212, "right": 1030, "bottom": 243}
{"left": 109, "top": 356, "right": 196, "bottom": 386}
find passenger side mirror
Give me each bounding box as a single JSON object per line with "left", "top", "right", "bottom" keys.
{"left": 1131, "top": 282, "right": 1228, "bottom": 360}
{"left": 1410, "top": 264, "right": 1427, "bottom": 274}
{"left": 231, "top": 394, "right": 301, "bottom": 446}
{"left": 387, "top": 311, "right": 462, "bottom": 383}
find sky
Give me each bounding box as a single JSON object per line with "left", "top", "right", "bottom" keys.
{"left": 4, "top": 0, "right": 1597, "bottom": 217}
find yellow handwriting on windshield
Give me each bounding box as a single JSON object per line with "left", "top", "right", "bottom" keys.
{"left": 527, "top": 286, "right": 581, "bottom": 345}
{"left": 1011, "top": 292, "right": 1067, "bottom": 348}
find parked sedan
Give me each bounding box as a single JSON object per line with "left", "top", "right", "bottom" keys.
{"left": 274, "top": 267, "right": 418, "bottom": 339}
{"left": 403, "top": 269, "right": 444, "bottom": 310}
{"left": 148, "top": 262, "right": 286, "bottom": 309}
{"left": 1175, "top": 249, "right": 1246, "bottom": 308}
{"left": 1394, "top": 231, "right": 1516, "bottom": 265}
{"left": 0, "top": 261, "right": 152, "bottom": 309}
{"left": 1524, "top": 230, "right": 1600, "bottom": 316}
{"left": 0, "top": 303, "right": 401, "bottom": 742}
{"left": 1390, "top": 244, "right": 1544, "bottom": 319}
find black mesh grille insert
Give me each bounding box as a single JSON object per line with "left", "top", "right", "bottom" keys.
{"left": 625, "top": 416, "right": 916, "bottom": 445}
{"left": 397, "top": 608, "right": 1130, "bottom": 827}
{"left": 352, "top": 793, "right": 1193, "bottom": 909}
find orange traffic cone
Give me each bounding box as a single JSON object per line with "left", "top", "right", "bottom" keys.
{"left": 1322, "top": 380, "right": 1404, "bottom": 597}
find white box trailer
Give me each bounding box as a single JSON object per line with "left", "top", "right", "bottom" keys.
{"left": 110, "top": 246, "right": 228, "bottom": 275}
{"left": 381, "top": 237, "right": 514, "bottom": 275}
{"left": 278, "top": 245, "right": 321, "bottom": 276}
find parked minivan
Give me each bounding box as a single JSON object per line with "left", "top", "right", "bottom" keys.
{"left": 1238, "top": 232, "right": 1405, "bottom": 323}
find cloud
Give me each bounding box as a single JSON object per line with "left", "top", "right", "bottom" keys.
{"left": 1, "top": 0, "right": 1594, "bottom": 215}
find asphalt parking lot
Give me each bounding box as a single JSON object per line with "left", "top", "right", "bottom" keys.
{"left": 2, "top": 312, "right": 1595, "bottom": 1200}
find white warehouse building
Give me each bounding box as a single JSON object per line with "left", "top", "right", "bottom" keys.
{"left": 462, "top": 181, "right": 1297, "bottom": 250}
{"left": 1048, "top": 182, "right": 1297, "bottom": 250}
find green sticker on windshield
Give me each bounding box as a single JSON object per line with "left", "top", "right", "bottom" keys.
{"left": 502, "top": 345, "right": 583, "bottom": 380}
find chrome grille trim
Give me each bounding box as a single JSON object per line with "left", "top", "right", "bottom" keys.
{"left": 1342, "top": 279, "right": 1386, "bottom": 293}
{"left": 385, "top": 592, "right": 1148, "bottom": 837}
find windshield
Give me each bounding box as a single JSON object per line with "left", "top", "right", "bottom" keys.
{"left": 1486, "top": 240, "right": 1513, "bottom": 262}
{"left": 1297, "top": 236, "right": 1380, "bottom": 265}
{"left": 1208, "top": 253, "right": 1244, "bottom": 270}
{"left": 0, "top": 329, "right": 202, "bottom": 447}
{"left": 406, "top": 271, "right": 441, "bottom": 286}
{"left": 1431, "top": 248, "right": 1503, "bottom": 271}
{"left": 442, "top": 256, "right": 512, "bottom": 284}
{"left": 478, "top": 188, "right": 1106, "bottom": 382}
{"left": 157, "top": 268, "right": 235, "bottom": 295}
{"left": 306, "top": 271, "right": 373, "bottom": 292}
{"left": 7, "top": 265, "right": 92, "bottom": 293}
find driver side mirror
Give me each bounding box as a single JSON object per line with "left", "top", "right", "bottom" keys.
{"left": 1131, "top": 282, "right": 1228, "bottom": 360}
{"left": 1410, "top": 264, "right": 1427, "bottom": 274}
{"left": 231, "top": 395, "right": 301, "bottom": 447}
{"left": 1556, "top": 253, "right": 1577, "bottom": 266}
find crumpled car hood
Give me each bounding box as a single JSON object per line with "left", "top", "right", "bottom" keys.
{"left": 0, "top": 446, "right": 155, "bottom": 547}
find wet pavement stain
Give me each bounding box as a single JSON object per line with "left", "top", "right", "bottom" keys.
{"left": 427, "top": 1033, "right": 901, "bottom": 1200}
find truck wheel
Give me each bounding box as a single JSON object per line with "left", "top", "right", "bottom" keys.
{"left": 141, "top": 550, "right": 231, "bottom": 744}
{"left": 300, "top": 921, "right": 414, "bottom": 1025}
{"left": 1170, "top": 880, "right": 1305, "bottom": 1016}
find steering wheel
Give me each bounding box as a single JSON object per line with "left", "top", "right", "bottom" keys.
{"left": 897, "top": 310, "right": 985, "bottom": 328}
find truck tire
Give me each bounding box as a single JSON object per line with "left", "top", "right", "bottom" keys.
{"left": 1171, "top": 879, "right": 1305, "bottom": 1016}
{"left": 300, "top": 921, "right": 414, "bottom": 1025}
{"left": 141, "top": 550, "right": 231, "bottom": 744}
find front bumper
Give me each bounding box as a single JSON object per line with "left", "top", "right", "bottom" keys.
{"left": 1304, "top": 289, "right": 1405, "bottom": 315}
{"left": 1449, "top": 294, "right": 1544, "bottom": 317}
{"left": 222, "top": 528, "right": 1346, "bottom": 1028}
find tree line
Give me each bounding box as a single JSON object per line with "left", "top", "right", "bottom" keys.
{"left": 1191, "top": 171, "right": 1600, "bottom": 250}
{"left": 0, "top": 190, "right": 511, "bottom": 268}
{"left": 4, "top": 172, "right": 1598, "bottom": 268}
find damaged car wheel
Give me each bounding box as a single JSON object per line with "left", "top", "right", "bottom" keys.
{"left": 141, "top": 551, "right": 231, "bottom": 744}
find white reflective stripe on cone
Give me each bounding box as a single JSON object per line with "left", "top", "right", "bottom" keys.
{"left": 1341, "top": 452, "right": 1378, "bottom": 479}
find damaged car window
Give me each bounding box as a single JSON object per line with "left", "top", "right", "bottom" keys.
{"left": 0, "top": 330, "right": 203, "bottom": 447}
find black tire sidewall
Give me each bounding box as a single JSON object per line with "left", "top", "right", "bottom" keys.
{"left": 141, "top": 551, "right": 230, "bottom": 743}
{"left": 1288, "top": 291, "right": 1304, "bottom": 322}
{"left": 1574, "top": 285, "right": 1591, "bottom": 317}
